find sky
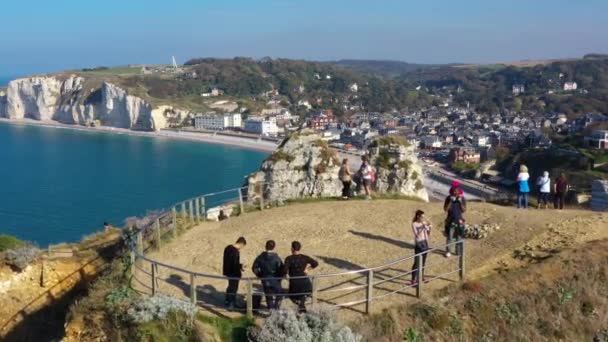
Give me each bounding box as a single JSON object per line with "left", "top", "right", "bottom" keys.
{"left": 1, "top": 0, "right": 607, "bottom": 76}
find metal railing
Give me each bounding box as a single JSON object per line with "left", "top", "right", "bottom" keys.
{"left": 129, "top": 182, "right": 466, "bottom": 317}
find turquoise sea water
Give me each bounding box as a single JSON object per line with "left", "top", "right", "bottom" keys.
{"left": 0, "top": 122, "right": 268, "bottom": 246}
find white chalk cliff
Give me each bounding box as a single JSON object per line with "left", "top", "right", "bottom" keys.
{"left": 1, "top": 75, "right": 191, "bottom": 131}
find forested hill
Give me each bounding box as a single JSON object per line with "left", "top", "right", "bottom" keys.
{"left": 327, "top": 59, "right": 441, "bottom": 78}
{"left": 110, "top": 56, "right": 608, "bottom": 117}
{"left": 400, "top": 57, "right": 608, "bottom": 116}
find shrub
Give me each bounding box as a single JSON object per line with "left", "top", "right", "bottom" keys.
{"left": 398, "top": 160, "right": 412, "bottom": 171}
{"left": 127, "top": 294, "right": 197, "bottom": 324}
{"left": 372, "top": 136, "right": 410, "bottom": 147}
{"left": 414, "top": 180, "right": 424, "bottom": 191}
{"left": 4, "top": 244, "right": 40, "bottom": 271}
{"left": 403, "top": 327, "right": 423, "bottom": 342}
{"left": 267, "top": 150, "right": 296, "bottom": 163}
{"left": 249, "top": 308, "right": 362, "bottom": 342}
{"left": 0, "top": 234, "right": 24, "bottom": 252}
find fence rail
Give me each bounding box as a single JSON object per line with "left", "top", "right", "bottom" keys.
{"left": 129, "top": 182, "right": 466, "bottom": 317}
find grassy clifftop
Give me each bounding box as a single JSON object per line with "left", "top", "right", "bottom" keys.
{"left": 360, "top": 238, "right": 608, "bottom": 341}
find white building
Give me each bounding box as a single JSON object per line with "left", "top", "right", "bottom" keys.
{"left": 194, "top": 113, "right": 242, "bottom": 130}
{"left": 584, "top": 130, "right": 608, "bottom": 150}
{"left": 473, "top": 135, "right": 488, "bottom": 147}
{"left": 512, "top": 84, "right": 525, "bottom": 95}
{"left": 564, "top": 82, "right": 578, "bottom": 91}
{"left": 244, "top": 116, "right": 279, "bottom": 136}
{"left": 275, "top": 110, "right": 294, "bottom": 121}
{"left": 349, "top": 83, "right": 359, "bottom": 93}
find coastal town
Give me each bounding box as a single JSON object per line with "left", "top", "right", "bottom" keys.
{"left": 180, "top": 79, "right": 608, "bottom": 197}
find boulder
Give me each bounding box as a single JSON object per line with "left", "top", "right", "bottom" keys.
{"left": 246, "top": 130, "right": 342, "bottom": 202}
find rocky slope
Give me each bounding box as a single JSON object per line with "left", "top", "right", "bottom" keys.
{"left": 246, "top": 133, "right": 429, "bottom": 202}
{"left": 1, "top": 75, "right": 191, "bottom": 131}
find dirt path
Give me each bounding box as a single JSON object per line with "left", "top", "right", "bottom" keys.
{"left": 134, "top": 200, "right": 607, "bottom": 318}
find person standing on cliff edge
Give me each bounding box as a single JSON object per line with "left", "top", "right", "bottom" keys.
{"left": 223, "top": 237, "right": 247, "bottom": 310}
{"left": 338, "top": 158, "right": 353, "bottom": 200}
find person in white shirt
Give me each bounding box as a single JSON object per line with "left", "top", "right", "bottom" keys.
{"left": 536, "top": 171, "right": 551, "bottom": 209}
{"left": 410, "top": 210, "right": 431, "bottom": 285}
{"left": 358, "top": 155, "right": 373, "bottom": 200}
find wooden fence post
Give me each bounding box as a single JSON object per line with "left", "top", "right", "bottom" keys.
{"left": 151, "top": 263, "right": 157, "bottom": 296}
{"left": 189, "top": 200, "right": 194, "bottom": 222}
{"left": 311, "top": 276, "right": 318, "bottom": 309}
{"left": 238, "top": 188, "right": 245, "bottom": 215}
{"left": 154, "top": 218, "right": 161, "bottom": 250}
{"left": 201, "top": 196, "right": 206, "bottom": 219}
{"left": 129, "top": 250, "right": 135, "bottom": 277}
{"left": 172, "top": 207, "right": 177, "bottom": 237}
{"left": 246, "top": 280, "right": 253, "bottom": 317}
{"left": 137, "top": 232, "right": 143, "bottom": 254}
{"left": 194, "top": 197, "right": 200, "bottom": 222}
{"left": 459, "top": 240, "right": 466, "bottom": 281}
{"left": 181, "top": 202, "right": 186, "bottom": 219}
{"left": 366, "top": 270, "right": 374, "bottom": 314}
{"left": 416, "top": 254, "right": 423, "bottom": 298}
{"left": 190, "top": 273, "right": 197, "bottom": 304}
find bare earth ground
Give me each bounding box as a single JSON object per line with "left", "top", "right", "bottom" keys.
{"left": 135, "top": 200, "right": 608, "bottom": 319}
{"left": 0, "top": 231, "right": 120, "bottom": 337}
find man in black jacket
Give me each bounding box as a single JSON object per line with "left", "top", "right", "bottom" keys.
{"left": 223, "top": 237, "right": 247, "bottom": 309}
{"left": 252, "top": 240, "right": 284, "bottom": 310}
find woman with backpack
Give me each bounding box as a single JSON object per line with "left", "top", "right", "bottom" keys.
{"left": 359, "top": 155, "right": 374, "bottom": 200}
{"left": 410, "top": 210, "right": 432, "bottom": 285}
{"left": 443, "top": 187, "right": 466, "bottom": 257}
{"left": 536, "top": 171, "right": 551, "bottom": 209}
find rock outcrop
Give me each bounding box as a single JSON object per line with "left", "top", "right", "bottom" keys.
{"left": 368, "top": 136, "right": 429, "bottom": 202}
{"left": 2, "top": 75, "right": 191, "bottom": 131}
{"left": 247, "top": 133, "right": 429, "bottom": 203}
{"left": 246, "top": 131, "right": 342, "bottom": 202}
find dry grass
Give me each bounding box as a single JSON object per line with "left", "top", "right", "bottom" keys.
{"left": 358, "top": 239, "right": 608, "bottom": 342}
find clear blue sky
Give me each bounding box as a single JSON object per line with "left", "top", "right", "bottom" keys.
{"left": 1, "top": 0, "right": 607, "bottom": 76}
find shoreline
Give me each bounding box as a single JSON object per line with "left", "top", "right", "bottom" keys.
{"left": 0, "top": 118, "right": 278, "bottom": 153}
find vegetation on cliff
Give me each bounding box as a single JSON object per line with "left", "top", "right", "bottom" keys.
{"left": 357, "top": 239, "right": 608, "bottom": 341}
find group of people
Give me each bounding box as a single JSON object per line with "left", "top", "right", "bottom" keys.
{"left": 338, "top": 156, "right": 374, "bottom": 200}
{"left": 516, "top": 165, "right": 570, "bottom": 209}
{"left": 409, "top": 181, "right": 467, "bottom": 284}
{"left": 220, "top": 165, "right": 572, "bottom": 312}
{"left": 222, "top": 237, "right": 318, "bottom": 312}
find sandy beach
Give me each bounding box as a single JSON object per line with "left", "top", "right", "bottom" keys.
{"left": 0, "top": 118, "right": 279, "bottom": 153}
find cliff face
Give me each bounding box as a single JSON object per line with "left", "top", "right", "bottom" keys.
{"left": 247, "top": 131, "right": 343, "bottom": 202}
{"left": 2, "top": 75, "right": 191, "bottom": 131}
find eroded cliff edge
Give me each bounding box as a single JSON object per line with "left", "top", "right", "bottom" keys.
{"left": 0, "top": 75, "right": 190, "bottom": 131}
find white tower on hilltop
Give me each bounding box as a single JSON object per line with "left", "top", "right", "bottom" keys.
{"left": 172, "top": 56, "right": 178, "bottom": 69}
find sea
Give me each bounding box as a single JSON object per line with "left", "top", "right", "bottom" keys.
{"left": 0, "top": 122, "right": 268, "bottom": 246}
